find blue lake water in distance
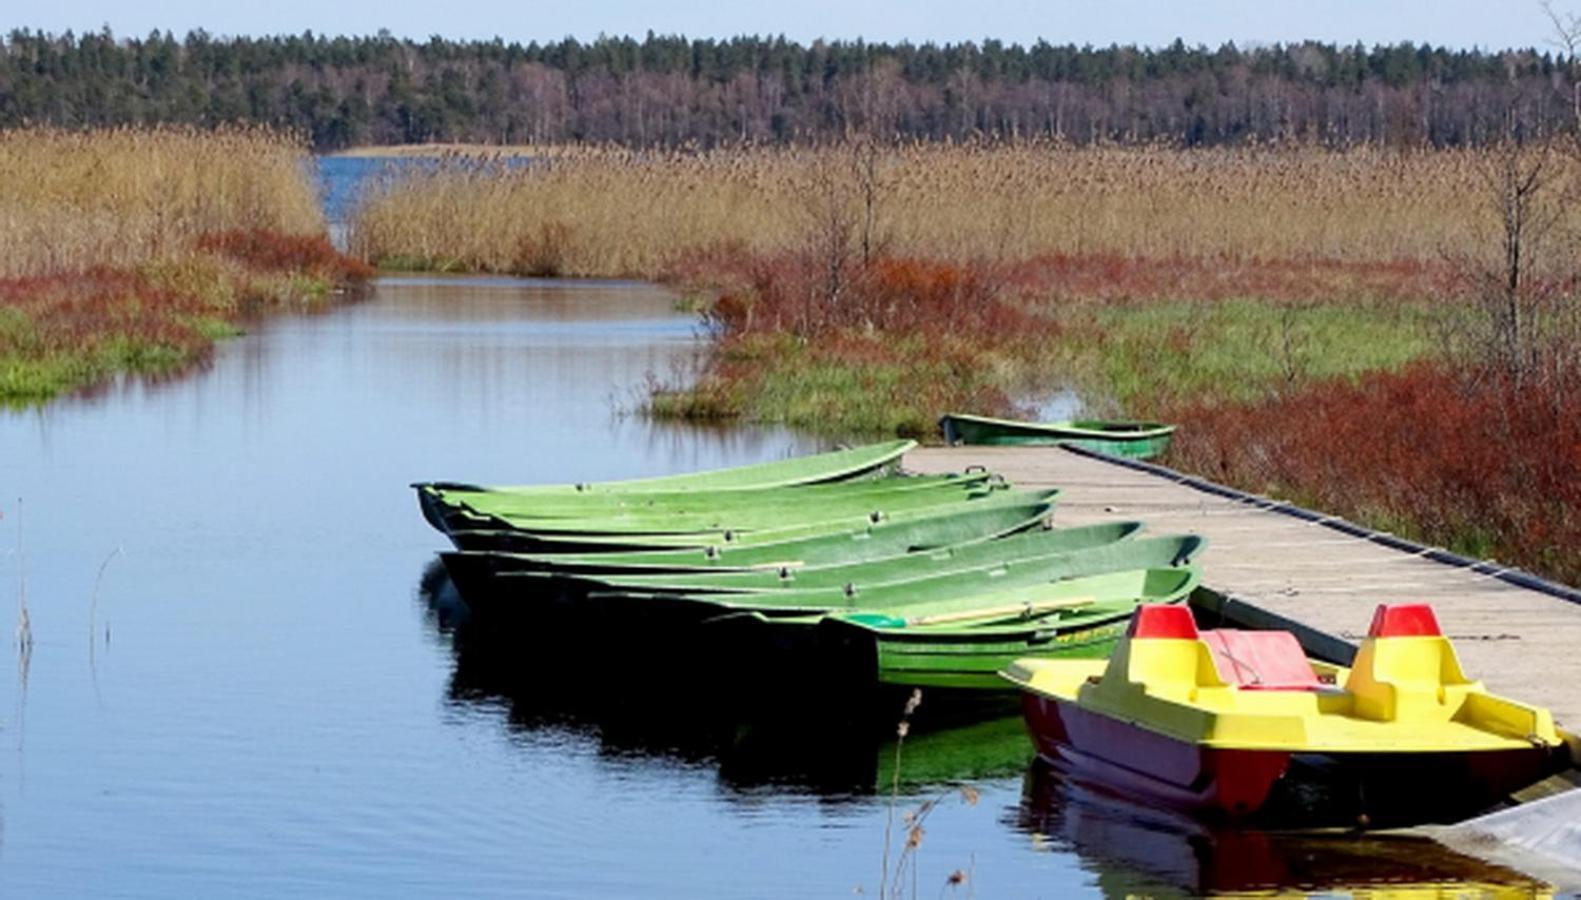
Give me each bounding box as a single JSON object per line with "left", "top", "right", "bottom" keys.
{"left": 0, "top": 167, "right": 1550, "bottom": 898}
{"left": 316, "top": 155, "right": 536, "bottom": 227}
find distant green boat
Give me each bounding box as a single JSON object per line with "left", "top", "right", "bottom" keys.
{"left": 416, "top": 439, "right": 916, "bottom": 533}
{"left": 440, "top": 494, "right": 1058, "bottom": 585}
{"left": 819, "top": 566, "right": 1201, "bottom": 690}
{"left": 939, "top": 413, "right": 1175, "bottom": 459}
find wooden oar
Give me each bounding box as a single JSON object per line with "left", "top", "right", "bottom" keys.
{"left": 847, "top": 595, "right": 1096, "bottom": 629}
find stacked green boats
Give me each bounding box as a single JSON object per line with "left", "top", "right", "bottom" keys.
{"left": 414, "top": 440, "right": 1205, "bottom": 691}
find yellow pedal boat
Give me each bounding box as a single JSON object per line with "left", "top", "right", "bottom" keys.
{"left": 1002, "top": 603, "right": 1565, "bottom": 816}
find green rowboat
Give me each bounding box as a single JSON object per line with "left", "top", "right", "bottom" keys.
{"left": 818, "top": 566, "right": 1201, "bottom": 690}
{"left": 441, "top": 471, "right": 993, "bottom": 525}
{"left": 417, "top": 439, "right": 915, "bottom": 532}
{"left": 939, "top": 413, "right": 1175, "bottom": 459}
{"left": 444, "top": 487, "right": 1056, "bottom": 554}
{"left": 449, "top": 472, "right": 1002, "bottom": 528}
{"left": 439, "top": 495, "right": 1057, "bottom": 586}
{"left": 580, "top": 533, "right": 1205, "bottom": 618}
{"left": 558, "top": 520, "right": 1144, "bottom": 596}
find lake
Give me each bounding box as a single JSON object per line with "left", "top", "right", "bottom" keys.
{"left": 0, "top": 162, "right": 1545, "bottom": 898}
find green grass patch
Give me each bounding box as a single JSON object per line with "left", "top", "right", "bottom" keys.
{"left": 648, "top": 333, "right": 1019, "bottom": 437}
{"left": 1043, "top": 298, "right": 1456, "bottom": 415}
{"left": 653, "top": 296, "right": 1461, "bottom": 436}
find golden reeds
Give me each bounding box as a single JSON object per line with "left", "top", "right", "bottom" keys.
{"left": 0, "top": 126, "right": 324, "bottom": 279}
{"left": 347, "top": 141, "right": 1543, "bottom": 279}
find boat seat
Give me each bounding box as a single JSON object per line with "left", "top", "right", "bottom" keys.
{"left": 1200, "top": 629, "right": 1321, "bottom": 691}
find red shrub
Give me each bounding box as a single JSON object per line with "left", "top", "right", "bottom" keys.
{"left": 197, "top": 229, "right": 375, "bottom": 283}
{"left": 1167, "top": 362, "right": 1581, "bottom": 584}
{"left": 0, "top": 268, "right": 215, "bottom": 364}
{"left": 689, "top": 251, "right": 1054, "bottom": 343}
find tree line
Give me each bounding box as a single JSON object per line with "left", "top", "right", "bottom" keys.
{"left": 0, "top": 29, "right": 1575, "bottom": 149}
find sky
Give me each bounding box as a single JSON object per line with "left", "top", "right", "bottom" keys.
{"left": 10, "top": 0, "right": 1567, "bottom": 51}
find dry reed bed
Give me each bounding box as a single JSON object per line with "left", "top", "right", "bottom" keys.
{"left": 0, "top": 126, "right": 325, "bottom": 278}
{"left": 349, "top": 142, "right": 1524, "bottom": 278}
{"left": 0, "top": 126, "right": 366, "bottom": 403}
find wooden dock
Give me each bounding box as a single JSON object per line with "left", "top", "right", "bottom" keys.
{"left": 909, "top": 445, "right": 1581, "bottom": 734}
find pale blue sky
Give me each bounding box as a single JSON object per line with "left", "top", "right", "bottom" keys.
{"left": 11, "top": 1, "right": 1565, "bottom": 51}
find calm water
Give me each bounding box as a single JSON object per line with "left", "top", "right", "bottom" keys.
{"left": 0, "top": 169, "right": 1551, "bottom": 898}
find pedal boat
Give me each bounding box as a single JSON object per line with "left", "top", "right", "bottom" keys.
{"left": 1001, "top": 603, "right": 1564, "bottom": 816}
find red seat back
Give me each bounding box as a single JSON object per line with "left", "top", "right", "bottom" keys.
{"left": 1200, "top": 629, "right": 1320, "bottom": 691}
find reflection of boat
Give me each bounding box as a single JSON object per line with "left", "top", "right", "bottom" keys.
{"left": 416, "top": 559, "right": 1026, "bottom": 795}
{"left": 940, "top": 413, "right": 1175, "bottom": 459}
{"left": 872, "top": 714, "right": 1032, "bottom": 788}
{"left": 414, "top": 439, "right": 916, "bottom": 535}
{"left": 1015, "top": 760, "right": 1555, "bottom": 898}
{"left": 1004, "top": 603, "right": 1565, "bottom": 821}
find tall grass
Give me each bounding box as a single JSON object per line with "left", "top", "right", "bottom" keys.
{"left": 0, "top": 126, "right": 366, "bottom": 404}
{"left": 0, "top": 126, "right": 325, "bottom": 278}
{"left": 350, "top": 142, "right": 1520, "bottom": 278}
{"left": 354, "top": 139, "right": 1581, "bottom": 586}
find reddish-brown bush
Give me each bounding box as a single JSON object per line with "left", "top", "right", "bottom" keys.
{"left": 691, "top": 251, "right": 1052, "bottom": 342}
{"left": 1167, "top": 362, "right": 1581, "bottom": 585}
{"left": 198, "top": 229, "right": 375, "bottom": 282}
{"left": 0, "top": 269, "right": 213, "bottom": 360}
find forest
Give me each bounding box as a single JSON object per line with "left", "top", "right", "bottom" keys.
{"left": 0, "top": 29, "right": 1577, "bottom": 149}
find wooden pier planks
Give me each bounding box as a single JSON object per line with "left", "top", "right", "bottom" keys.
{"left": 909, "top": 445, "right": 1581, "bottom": 731}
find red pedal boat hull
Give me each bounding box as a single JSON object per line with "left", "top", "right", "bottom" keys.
{"left": 1021, "top": 692, "right": 1292, "bottom": 816}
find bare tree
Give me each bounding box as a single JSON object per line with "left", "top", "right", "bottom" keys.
{"left": 797, "top": 145, "right": 859, "bottom": 329}
{"left": 1460, "top": 128, "right": 1581, "bottom": 385}
{"left": 1543, "top": 0, "right": 1581, "bottom": 129}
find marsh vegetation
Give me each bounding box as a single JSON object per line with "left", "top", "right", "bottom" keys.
{"left": 351, "top": 137, "right": 1581, "bottom": 584}
{"left": 0, "top": 126, "right": 371, "bottom": 403}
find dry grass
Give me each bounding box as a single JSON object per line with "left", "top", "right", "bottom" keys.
{"left": 0, "top": 126, "right": 366, "bottom": 404}
{"left": 348, "top": 141, "right": 1538, "bottom": 279}
{"left": 0, "top": 126, "right": 324, "bottom": 278}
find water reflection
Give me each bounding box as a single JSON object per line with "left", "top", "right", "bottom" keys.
{"left": 1014, "top": 762, "right": 1554, "bottom": 898}
{"left": 416, "top": 560, "right": 1029, "bottom": 797}
{"left": 420, "top": 560, "right": 1561, "bottom": 898}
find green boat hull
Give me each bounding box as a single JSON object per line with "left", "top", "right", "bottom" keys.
{"left": 428, "top": 438, "right": 914, "bottom": 495}
{"left": 441, "top": 471, "right": 988, "bottom": 525}
{"left": 444, "top": 487, "right": 1055, "bottom": 554}
{"left": 457, "top": 476, "right": 1007, "bottom": 533}
{"left": 616, "top": 533, "right": 1206, "bottom": 616}
{"left": 454, "top": 532, "right": 1201, "bottom": 622}
{"left": 824, "top": 567, "right": 1201, "bottom": 690}
{"left": 580, "top": 520, "right": 1145, "bottom": 595}
{"left": 939, "top": 414, "right": 1174, "bottom": 459}
{"left": 416, "top": 439, "right": 916, "bottom": 533}
{"left": 440, "top": 495, "right": 1057, "bottom": 584}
